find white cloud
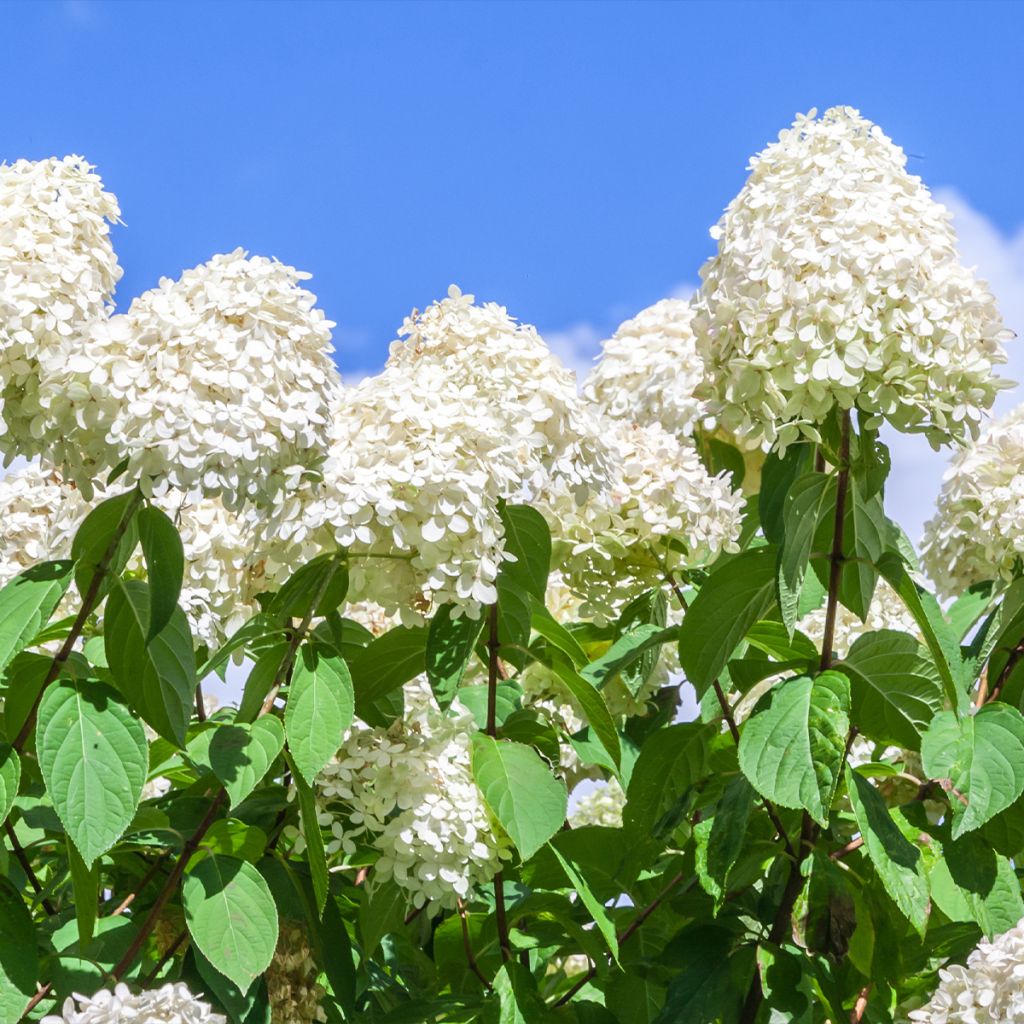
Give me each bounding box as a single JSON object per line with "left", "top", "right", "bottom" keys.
{"left": 885, "top": 189, "right": 1024, "bottom": 545}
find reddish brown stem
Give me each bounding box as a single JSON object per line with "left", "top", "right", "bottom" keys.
{"left": 4, "top": 822, "right": 56, "bottom": 915}
{"left": 457, "top": 898, "right": 493, "bottom": 992}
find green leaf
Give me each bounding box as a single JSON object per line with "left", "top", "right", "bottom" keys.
{"left": 0, "top": 878, "right": 37, "bottom": 1024}
{"left": 549, "top": 842, "right": 619, "bottom": 962}
{"left": 921, "top": 704, "right": 1024, "bottom": 837}
{"left": 104, "top": 579, "right": 196, "bottom": 746}
{"left": 359, "top": 877, "right": 407, "bottom": 958}
{"left": 66, "top": 836, "right": 99, "bottom": 949}
{"left": 237, "top": 643, "right": 289, "bottom": 724}
{"left": 137, "top": 505, "right": 184, "bottom": 639}
{"left": 544, "top": 656, "right": 620, "bottom": 769}
{"left": 183, "top": 855, "right": 278, "bottom": 992}
{"left": 199, "top": 613, "right": 279, "bottom": 683}
{"left": 696, "top": 774, "right": 754, "bottom": 907}
{"left": 624, "top": 723, "right": 709, "bottom": 836}
{"left": 0, "top": 745, "right": 20, "bottom": 829}
{"left": 498, "top": 504, "right": 551, "bottom": 602}
{"left": 486, "top": 961, "right": 549, "bottom": 1024}
{"left": 426, "top": 605, "right": 484, "bottom": 710}
{"left": 838, "top": 630, "right": 943, "bottom": 749}
{"left": 737, "top": 671, "right": 850, "bottom": 826}
{"left": 287, "top": 751, "right": 329, "bottom": 916}
{"left": 530, "top": 596, "right": 588, "bottom": 669}
{"left": 285, "top": 646, "right": 355, "bottom": 784}
{"left": 0, "top": 560, "right": 73, "bottom": 674}
{"left": 759, "top": 443, "right": 813, "bottom": 544}
{"left": 678, "top": 546, "right": 778, "bottom": 697}
{"left": 36, "top": 679, "right": 148, "bottom": 866}
{"left": 496, "top": 576, "right": 533, "bottom": 672}
{"left": 581, "top": 624, "right": 678, "bottom": 692}
{"left": 654, "top": 926, "right": 751, "bottom": 1024}
{"left": 845, "top": 768, "right": 929, "bottom": 936}
{"left": 929, "top": 830, "right": 1024, "bottom": 938}
{"left": 778, "top": 473, "right": 835, "bottom": 634}
{"left": 471, "top": 735, "right": 567, "bottom": 861}
{"left": 876, "top": 552, "right": 965, "bottom": 712}
{"left": 269, "top": 553, "right": 349, "bottom": 621}
{"left": 71, "top": 489, "right": 140, "bottom": 600}
{"left": 209, "top": 717, "right": 285, "bottom": 808}
{"left": 349, "top": 626, "right": 427, "bottom": 709}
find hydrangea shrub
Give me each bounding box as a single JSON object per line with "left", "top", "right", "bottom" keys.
{"left": 2, "top": 108, "right": 1024, "bottom": 1024}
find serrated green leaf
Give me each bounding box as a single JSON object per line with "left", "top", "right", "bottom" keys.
{"left": 37, "top": 679, "right": 148, "bottom": 866}
{"left": 237, "top": 642, "right": 289, "bottom": 724}
{"left": 71, "top": 489, "right": 140, "bottom": 600}
{"left": 0, "top": 878, "right": 37, "bottom": 1024}
{"left": 581, "top": 623, "right": 677, "bottom": 693}
{"left": 0, "top": 745, "right": 20, "bottom": 829}
{"left": 778, "top": 473, "right": 835, "bottom": 634}
{"left": 285, "top": 646, "right": 354, "bottom": 784}
{"left": 696, "top": 774, "right": 754, "bottom": 907}
{"left": 654, "top": 926, "right": 751, "bottom": 1024}
{"left": 183, "top": 855, "right": 278, "bottom": 992}
{"left": 530, "top": 596, "right": 587, "bottom": 669}
{"left": 678, "top": 546, "right": 778, "bottom": 697}
{"left": 269, "top": 553, "right": 348, "bottom": 621}
{"left": 209, "top": 717, "right": 285, "bottom": 808}
{"left": 0, "top": 560, "right": 73, "bottom": 675}
{"left": 738, "top": 671, "right": 850, "bottom": 826}
{"left": 549, "top": 842, "right": 618, "bottom": 962}
{"left": 839, "top": 630, "right": 943, "bottom": 749}
{"left": 426, "top": 604, "right": 484, "bottom": 710}
{"left": 928, "top": 830, "right": 1024, "bottom": 938}
{"left": 498, "top": 504, "right": 551, "bottom": 602}
{"left": 921, "top": 704, "right": 1024, "bottom": 837}
{"left": 624, "top": 723, "right": 709, "bottom": 836}
{"left": 66, "top": 836, "right": 99, "bottom": 949}
{"left": 137, "top": 505, "right": 184, "bottom": 639}
{"left": 104, "top": 579, "right": 196, "bottom": 746}
{"left": 759, "top": 443, "right": 814, "bottom": 545}
{"left": 287, "top": 751, "right": 328, "bottom": 916}
{"left": 471, "top": 735, "right": 566, "bottom": 861}
{"left": 359, "top": 877, "right": 407, "bottom": 959}
{"left": 349, "top": 626, "right": 427, "bottom": 710}
{"left": 486, "top": 961, "right": 548, "bottom": 1024}
{"left": 545, "top": 655, "right": 620, "bottom": 769}
{"left": 845, "top": 768, "right": 929, "bottom": 936}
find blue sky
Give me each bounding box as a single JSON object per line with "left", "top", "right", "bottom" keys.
{"left": 3, "top": 0, "right": 1024, "bottom": 536}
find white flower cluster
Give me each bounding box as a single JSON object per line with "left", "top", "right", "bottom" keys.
{"left": 283, "top": 286, "right": 608, "bottom": 622}
{"left": 692, "top": 106, "right": 1011, "bottom": 452}
{"left": 570, "top": 779, "right": 625, "bottom": 829}
{"left": 0, "top": 460, "right": 88, "bottom": 587}
{"left": 0, "top": 156, "right": 122, "bottom": 457}
{"left": 583, "top": 299, "right": 711, "bottom": 437}
{"left": 266, "top": 923, "right": 327, "bottom": 1024}
{"left": 921, "top": 404, "right": 1024, "bottom": 597}
{"left": 310, "top": 678, "right": 512, "bottom": 909}
{"left": 909, "top": 918, "right": 1024, "bottom": 1022}
{"left": 35, "top": 248, "right": 338, "bottom": 507}
{"left": 41, "top": 984, "right": 225, "bottom": 1024}
{"left": 550, "top": 418, "right": 743, "bottom": 622}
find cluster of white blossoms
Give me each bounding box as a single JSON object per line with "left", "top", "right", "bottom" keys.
{"left": 569, "top": 778, "right": 625, "bottom": 829}
{"left": 549, "top": 418, "right": 743, "bottom": 622}
{"left": 41, "top": 984, "right": 225, "bottom": 1024}
{"left": 908, "top": 919, "right": 1024, "bottom": 1022}
{"left": 266, "top": 923, "right": 327, "bottom": 1024}
{"left": 308, "top": 678, "right": 512, "bottom": 909}
{"left": 921, "top": 404, "right": 1024, "bottom": 597}
{"left": 0, "top": 156, "right": 122, "bottom": 457}
{"left": 281, "top": 286, "right": 609, "bottom": 622}
{"left": 0, "top": 460, "right": 88, "bottom": 587}
{"left": 692, "top": 106, "right": 1011, "bottom": 452}
{"left": 34, "top": 248, "right": 339, "bottom": 506}
{"left": 583, "top": 299, "right": 712, "bottom": 437}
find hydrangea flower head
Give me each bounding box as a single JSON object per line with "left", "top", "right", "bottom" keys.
{"left": 583, "top": 298, "right": 712, "bottom": 437}
{"left": 41, "top": 983, "right": 226, "bottom": 1024}
{"left": 286, "top": 286, "right": 609, "bottom": 621}
{"left": 692, "top": 107, "right": 1012, "bottom": 451}
{"left": 909, "top": 918, "right": 1024, "bottom": 1022}
{"left": 921, "top": 404, "right": 1024, "bottom": 597}
{"left": 35, "top": 248, "right": 339, "bottom": 507}
{"left": 0, "top": 156, "right": 121, "bottom": 457}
